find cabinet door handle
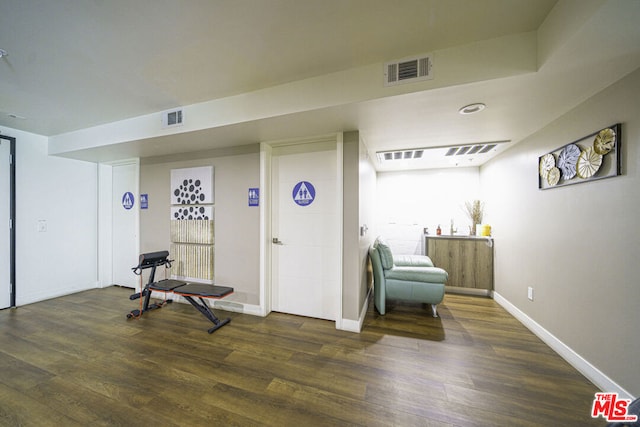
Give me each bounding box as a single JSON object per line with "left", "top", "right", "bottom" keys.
{"left": 272, "top": 237, "right": 284, "bottom": 245}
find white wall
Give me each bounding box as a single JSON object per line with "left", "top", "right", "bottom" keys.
{"left": 97, "top": 163, "right": 113, "bottom": 287}
{"left": 480, "top": 67, "right": 640, "bottom": 397}
{"left": 342, "top": 132, "right": 361, "bottom": 324}
{"left": 376, "top": 167, "right": 481, "bottom": 254}
{"left": 359, "top": 138, "right": 376, "bottom": 279}
{"left": 0, "top": 126, "right": 98, "bottom": 305}
{"left": 358, "top": 138, "right": 377, "bottom": 312}
{"left": 342, "top": 131, "right": 377, "bottom": 328}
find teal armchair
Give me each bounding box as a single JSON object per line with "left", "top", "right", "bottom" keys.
{"left": 370, "top": 237, "right": 447, "bottom": 317}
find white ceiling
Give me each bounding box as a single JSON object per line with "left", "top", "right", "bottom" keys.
{"left": 1, "top": 0, "right": 640, "bottom": 171}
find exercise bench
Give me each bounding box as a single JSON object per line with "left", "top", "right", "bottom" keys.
{"left": 127, "top": 250, "right": 233, "bottom": 333}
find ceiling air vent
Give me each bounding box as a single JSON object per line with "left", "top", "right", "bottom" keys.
{"left": 162, "top": 108, "right": 184, "bottom": 128}
{"left": 445, "top": 143, "right": 498, "bottom": 156}
{"left": 384, "top": 54, "right": 433, "bottom": 86}
{"left": 376, "top": 149, "right": 424, "bottom": 162}
{"left": 377, "top": 141, "right": 507, "bottom": 162}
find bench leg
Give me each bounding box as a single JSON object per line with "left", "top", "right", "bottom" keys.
{"left": 207, "top": 317, "right": 231, "bottom": 334}
{"left": 126, "top": 286, "right": 172, "bottom": 319}
{"left": 183, "top": 296, "right": 231, "bottom": 333}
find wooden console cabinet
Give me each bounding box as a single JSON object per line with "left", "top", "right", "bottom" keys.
{"left": 425, "top": 236, "right": 494, "bottom": 295}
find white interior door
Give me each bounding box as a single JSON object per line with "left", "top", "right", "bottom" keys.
{"left": 271, "top": 140, "right": 339, "bottom": 321}
{"left": 0, "top": 138, "right": 11, "bottom": 308}
{"left": 112, "top": 162, "right": 139, "bottom": 288}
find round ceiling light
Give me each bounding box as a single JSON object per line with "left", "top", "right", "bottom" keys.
{"left": 459, "top": 103, "right": 486, "bottom": 115}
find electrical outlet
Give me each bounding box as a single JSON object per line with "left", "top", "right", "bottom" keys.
{"left": 37, "top": 220, "right": 47, "bottom": 232}
{"left": 527, "top": 286, "right": 534, "bottom": 301}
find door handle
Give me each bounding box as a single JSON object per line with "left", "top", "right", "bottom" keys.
{"left": 272, "top": 237, "right": 284, "bottom": 245}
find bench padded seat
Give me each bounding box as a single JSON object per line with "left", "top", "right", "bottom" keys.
{"left": 173, "top": 283, "right": 234, "bottom": 298}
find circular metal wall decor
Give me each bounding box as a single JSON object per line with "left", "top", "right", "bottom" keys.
{"left": 546, "top": 167, "right": 561, "bottom": 186}
{"left": 557, "top": 144, "right": 580, "bottom": 180}
{"left": 593, "top": 127, "right": 616, "bottom": 155}
{"left": 539, "top": 153, "right": 555, "bottom": 178}
{"left": 538, "top": 123, "right": 621, "bottom": 190}
{"left": 576, "top": 147, "right": 603, "bottom": 179}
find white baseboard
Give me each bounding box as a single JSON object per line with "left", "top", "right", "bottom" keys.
{"left": 17, "top": 283, "right": 98, "bottom": 307}
{"left": 445, "top": 286, "right": 491, "bottom": 297}
{"left": 149, "top": 291, "right": 265, "bottom": 317}
{"left": 340, "top": 318, "right": 361, "bottom": 333}
{"left": 339, "top": 287, "right": 372, "bottom": 333}
{"left": 493, "top": 292, "right": 635, "bottom": 400}
{"left": 213, "top": 300, "right": 263, "bottom": 316}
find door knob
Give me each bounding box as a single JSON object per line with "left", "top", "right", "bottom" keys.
{"left": 272, "top": 237, "right": 284, "bottom": 245}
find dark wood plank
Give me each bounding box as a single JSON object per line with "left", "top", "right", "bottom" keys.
{"left": 0, "top": 287, "right": 602, "bottom": 426}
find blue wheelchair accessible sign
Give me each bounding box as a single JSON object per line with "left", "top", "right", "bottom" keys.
{"left": 122, "top": 192, "right": 135, "bottom": 210}
{"left": 292, "top": 181, "right": 315, "bottom": 206}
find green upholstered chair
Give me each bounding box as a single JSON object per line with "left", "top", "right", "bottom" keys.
{"left": 369, "top": 237, "right": 447, "bottom": 317}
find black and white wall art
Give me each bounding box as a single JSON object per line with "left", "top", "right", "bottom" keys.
{"left": 169, "top": 165, "right": 215, "bottom": 281}
{"left": 170, "top": 166, "right": 214, "bottom": 205}
{"left": 171, "top": 205, "right": 214, "bottom": 220}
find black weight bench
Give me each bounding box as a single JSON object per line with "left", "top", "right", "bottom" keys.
{"left": 150, "top": 280, "right": 233, "bottom": 333}
{"left": 127, "top": 251, "right": 233, "bottom": 333}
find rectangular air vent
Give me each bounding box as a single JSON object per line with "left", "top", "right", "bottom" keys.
{"left": 376, "top": 149, "right": 424, "bottom": 162}
{"left": 384, "top": 54, "right": 433, "bottom": 86}
{"left": 162, "top": 108, "right": 184, "bottom": 128}
{"left": 444, "top": 143, "right": 499, "bottom": 156}
{"left": 378, "top": 141, "right": 508, "bottom": 162}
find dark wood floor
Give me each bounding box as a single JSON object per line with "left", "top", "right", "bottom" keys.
{"left": 0, "top": 287, "right": 602, "bottom": 426}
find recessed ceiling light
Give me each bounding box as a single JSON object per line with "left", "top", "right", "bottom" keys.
{"left": 459, "top": 103, "right": 486, "bottom": 115}
{"left": 0, "top": 49, "right": 8, "bottom": 58}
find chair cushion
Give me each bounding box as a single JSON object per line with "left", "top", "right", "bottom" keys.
{"left": 393, "top": 254, "right": 434, "bottom": 267}
{"left": 375, "top": 237, "right": 394, "bottom": 270}
{"left": 384, "top": 266, "right": 448, "bottom": 283}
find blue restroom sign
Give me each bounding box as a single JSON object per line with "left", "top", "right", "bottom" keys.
{"left": 248, "top": 188, "right": 259, "bottom": 207}
{"left": 292, "top": 181, "right": 315, "bottom": 206}
{"left": 122, "top": 192, "right": 135, "bottom": 210}
{"left": 140, "top": 194, "right": 149, "bottom": 209}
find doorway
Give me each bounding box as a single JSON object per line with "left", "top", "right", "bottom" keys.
{"left": 269, "top": 137, "right": 342, "bottom": 321}
{"left": 0, "top": 135, "right": 15, "bottom": 309}
{"left": 111, "top": 161, "right": 140, "bottom": 288}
